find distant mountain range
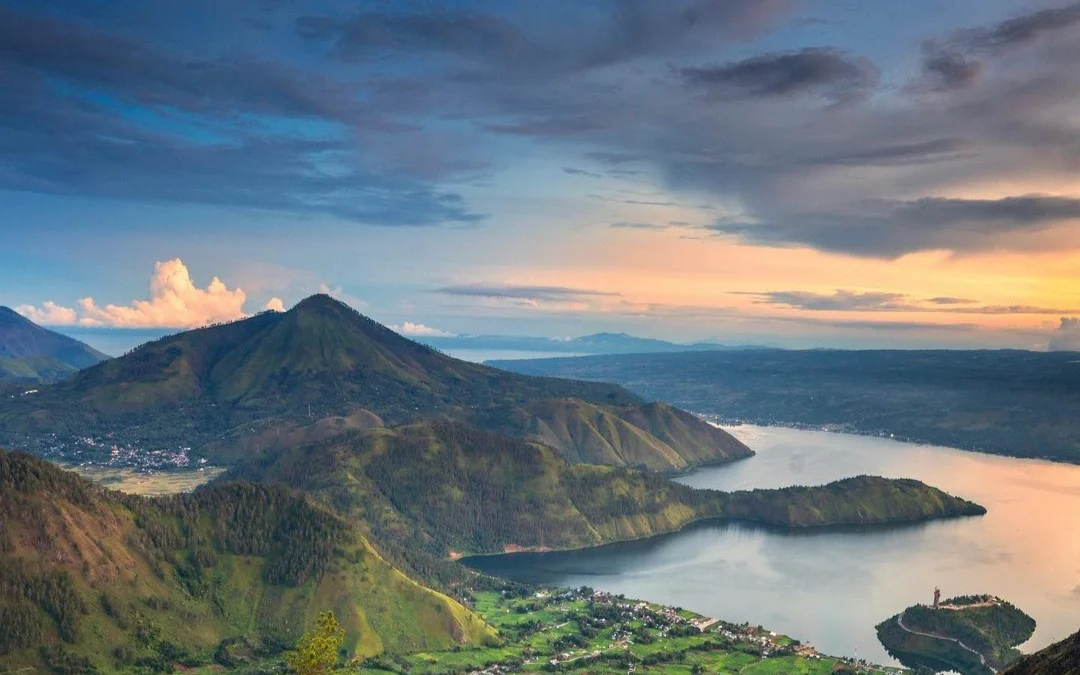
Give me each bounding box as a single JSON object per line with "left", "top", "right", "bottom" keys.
{"left": 422, "top": 331, "right": 771, "bottom": 356}
{"left": 0, "top": 306, "right": 107, "bottom": 383}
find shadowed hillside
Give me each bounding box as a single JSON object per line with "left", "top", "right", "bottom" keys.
{"left": 1002, "top": 628, "right": 1080, "bottom": 674}
{"left": 0, "top": 307, "right": 108, "bottom": 383}
{"left": 472, "top": 399, "right": 752, "bottom": 471}
{"left": 0, "top": 450, "right": 493, "bottom": 673}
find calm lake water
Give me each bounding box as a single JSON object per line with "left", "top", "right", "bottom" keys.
{"left": 466, "top": 425, "right": 1080, "bottom": 666}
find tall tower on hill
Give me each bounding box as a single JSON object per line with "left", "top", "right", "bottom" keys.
{"left": 933, "top": 587, "right": 941, "bottom": 608}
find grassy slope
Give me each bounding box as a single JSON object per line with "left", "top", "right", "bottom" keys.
{"left": 237, "top": 421, "right": 986, "bottom": 562}
{"left": 1003, "top": 629, "right": 1080, "bottom": 675}
{"left": 0, "top": 451, "right": 493, "bottom": 673}
{"left": 475, "top": 399, "right": 753, "bottom": 472}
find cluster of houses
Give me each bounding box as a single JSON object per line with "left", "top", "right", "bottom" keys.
{"left": 35, "top": 434, "right": 204, "bottom": 470}
{"left": 540, "top": 589, "right": 808, "bottom": 667}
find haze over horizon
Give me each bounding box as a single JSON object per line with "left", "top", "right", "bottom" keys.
{"left": 3, "top": 0, "right": 1080, "bottom": 351}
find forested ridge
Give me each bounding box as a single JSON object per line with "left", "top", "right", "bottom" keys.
{"left": 1003, "top": 628, "right": 1080, "bottom": 674}
{"left": 233, "top": 421, "right": 986, "bottom": 570}
{"left": 0, "top": 450, "right": 493, "bottom": 673}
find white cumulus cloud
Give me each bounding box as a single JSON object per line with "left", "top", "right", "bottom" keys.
{"left": 17, "top": 259, "right": 249, "bottom": 328}
{"left": 1049, "top": 317, "right": 1080, "bottom": 351}
{"left": 265, "top": 297, "right": 286, "bottom": 312}
{"left": 391, "top": 321, "right": 456, "bottom": 337}
{"left": 16, "top": 300, "right": 78, "bottom": 325}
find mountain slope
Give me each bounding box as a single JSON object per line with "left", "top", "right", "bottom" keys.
{"left": 1002, "top": 629, "right": 1080, "bottom": 674}
{"left": 475, "top": 399, "right": 752, "bottom": 471}
{"left": 0, "top": 307, "right": 107, "bottom": 382}
{"left": 0, "top": 295, "right": 744, "bottom": 473}
{"left": 0, "top": 450, "right": 493, "bottom": 673}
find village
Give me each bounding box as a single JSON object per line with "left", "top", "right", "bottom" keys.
{"left": 365, "top": 586, "right": 905, "bottom": 675}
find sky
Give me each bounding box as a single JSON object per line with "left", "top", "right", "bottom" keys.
{"left": 2, "top": 0, "right": 1080, "bottom": 353}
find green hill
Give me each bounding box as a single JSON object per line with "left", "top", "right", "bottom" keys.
{"left": 0, "top": 307, "right": 108, "bottom": 383}
{"left": 472, "top": 398, "right": 752, "bottom": 471}
{"left": 0, "top": 450, "right": 493, "bottom": 674}
{"left": 0, "top": 295, "right": 746, "bottom": 473}
{"left": 232, "top": 421, "right": 985, "bottom": 586}
{"left": 876, "top": 595, "right": 1036, "bottom": 674}
{"left": 1003, "top": 628, "right": 1080, "bottom": 675}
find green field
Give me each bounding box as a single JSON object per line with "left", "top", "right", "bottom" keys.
{"left": 67, "top": 465, "right": 227, "bottom": 495}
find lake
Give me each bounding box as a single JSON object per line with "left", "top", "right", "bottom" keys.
{"left": 466, "top": 425, "right": 1080, "bottom": 667}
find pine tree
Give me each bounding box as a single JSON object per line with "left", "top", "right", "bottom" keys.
{"left": 286, "top": 611, "right": 344, "bottom": 675}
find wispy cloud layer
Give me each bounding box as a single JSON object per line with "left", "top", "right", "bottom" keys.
{"left": 743, "top": 289, "right": 1080, "bottom": 315}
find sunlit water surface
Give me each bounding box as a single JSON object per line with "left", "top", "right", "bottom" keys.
{"left": 467, "top": 426, "right": 1080, "bottom": 666}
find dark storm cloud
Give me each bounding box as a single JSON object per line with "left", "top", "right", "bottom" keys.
{"left": 920, "top": 44, "right": 985, "bottom": 91}
{"left": 0, "top": 4, "right": 483, "bottom": 226}
{"left": 436, "top": 284, "right": 620, "bottom": 302}
{"left": 0, "top": 6, "right": 364, "bottom": 123}
{"left": 918, "top": 2, "right": 1080, "bottom": 91}
{"left": 680, "top": 48, "right": 879, "bottom": 103}
{"left": 710, "top": 196, "right": 1080, "bottom": 257}
{"left": 4, "top": 0, "right": 1080, "bottom": 258}
{"left": 975, "top": 2, "right": 1080, "bottom": 51}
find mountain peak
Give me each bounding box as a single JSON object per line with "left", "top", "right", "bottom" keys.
{"left": 291, "top": 293, "right": 344, "bottom": 313}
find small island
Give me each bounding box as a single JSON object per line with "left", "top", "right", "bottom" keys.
{"left": 876, "top": 591, "right": 1036, "bottom": 675}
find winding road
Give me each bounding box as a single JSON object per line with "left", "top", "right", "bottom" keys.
{"left": 896, "top": 613, "right": 997, "bottom": 674}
